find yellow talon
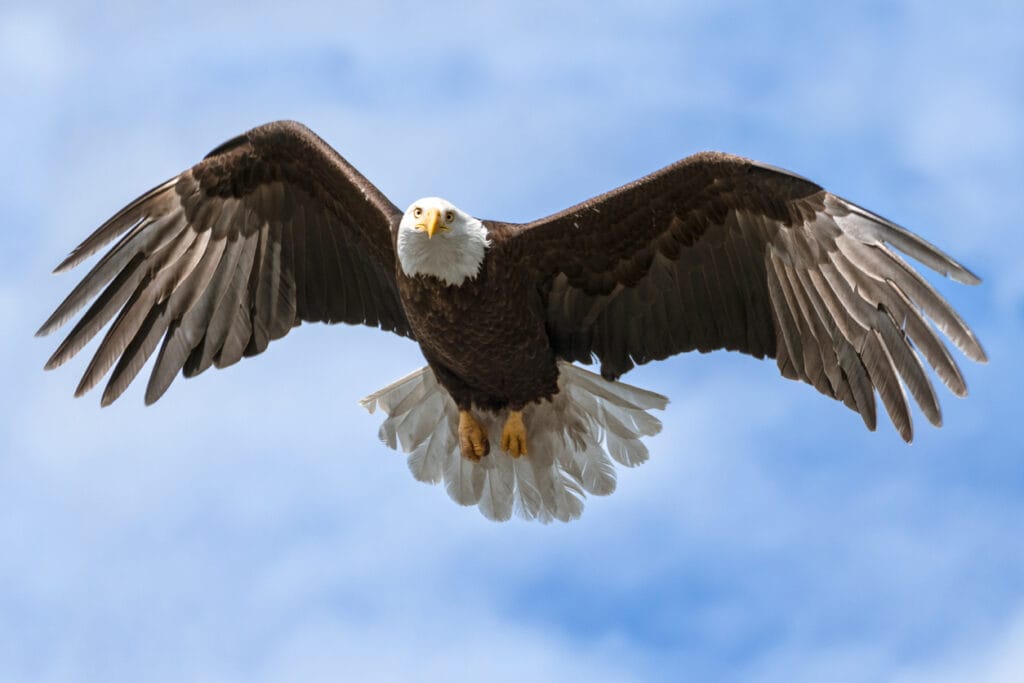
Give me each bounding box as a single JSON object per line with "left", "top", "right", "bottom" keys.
{"left": 501, "top": 410, "right": 528, "bottom": 457}
{"left": 458, "top": 410, "right": 489, "bottom": 461}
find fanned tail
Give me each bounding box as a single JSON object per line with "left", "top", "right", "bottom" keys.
{"left": 359, "top": 361, "right": 668, "bottom": 523}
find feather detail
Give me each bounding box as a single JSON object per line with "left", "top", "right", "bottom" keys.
{"left": 360, "top": 361, "right": 667, "bottom": 523}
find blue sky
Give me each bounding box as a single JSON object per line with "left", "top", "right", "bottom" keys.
{"left": 2, "top": 1, "right": 1022, "bottom": 681}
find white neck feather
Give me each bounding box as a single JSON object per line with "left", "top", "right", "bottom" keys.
{"left": 397, "top": 200, "right": 490, "bottom": 287}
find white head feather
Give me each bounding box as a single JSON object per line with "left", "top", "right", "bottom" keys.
{"left": 397, "top": 197, "right": 490, "bottom": 286}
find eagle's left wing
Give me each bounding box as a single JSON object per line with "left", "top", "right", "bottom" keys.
{"left": 505, "top": 152, "right": 986, "bottom": 441}
{"left": 38, "top": 121, "right": 413, "bottom": 406}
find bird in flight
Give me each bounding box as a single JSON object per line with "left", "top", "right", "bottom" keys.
{"left": 38, "top": 121, "right": 985, "bottom": 522}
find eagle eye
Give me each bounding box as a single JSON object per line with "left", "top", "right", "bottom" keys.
{"left": 445, "top": 211, "right": 455, "bottom": 223}
{"left": 412, "top": 207, "right": 423, "bottom": 219}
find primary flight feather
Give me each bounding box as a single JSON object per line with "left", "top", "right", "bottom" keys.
{"left": 39, "top": 120, "right": 986, "bottom": 522}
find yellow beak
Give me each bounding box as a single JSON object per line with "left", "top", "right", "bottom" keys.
{"left": 424, "top": 208, "right": 442, "bottom": 238}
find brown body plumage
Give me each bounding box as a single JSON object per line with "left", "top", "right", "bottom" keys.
{"left": 397, "top": 224, "right": 560, "bottom": 412}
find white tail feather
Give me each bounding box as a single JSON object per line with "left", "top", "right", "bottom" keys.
{"left": 359, "top": 362, "right": 668, "bottom": 523}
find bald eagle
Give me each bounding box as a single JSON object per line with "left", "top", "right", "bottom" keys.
{"left": 38, "top": 121, "right": 985, "bottom": 522}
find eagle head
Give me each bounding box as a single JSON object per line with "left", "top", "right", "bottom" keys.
{"left": 397, "top": 197, "right": 490, "bottom": 286}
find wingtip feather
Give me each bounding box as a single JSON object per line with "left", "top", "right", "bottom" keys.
{"left": 36, "top": 310, "right": 68, "bottom": 338}
{"left": 53, "top": 255, "right": 80, "bottom": 275}
{"left": 973, "top": 342, "right": 989, "bottom": 365}
{"left": 955, "top": 269, "right": 982, "bottom": 286}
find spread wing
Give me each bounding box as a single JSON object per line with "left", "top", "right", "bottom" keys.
{"left": 38, "top": 120, "right": 413, "bottom": 406}
{"left": 508, "top": 152, "right": 986, "bottom": 441}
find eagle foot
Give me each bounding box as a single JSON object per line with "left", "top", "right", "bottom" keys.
{"left": 501, "top": 410, "right": 528, "bottom": 457}
{"left": 458, "top": 410, "right": 489, "bottom": 462}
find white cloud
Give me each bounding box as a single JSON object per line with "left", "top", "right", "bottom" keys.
{"left": 895, "top": 608, "right": 1024, "bottom": 683}
{"left": 0, "top": 7, "right": 71, "bottom": 87}
{"left": 246, "top": 610, "right": 646, "bottom": 683}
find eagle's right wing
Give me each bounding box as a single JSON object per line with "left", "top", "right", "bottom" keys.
{"left": 507, "top": 152, "right": 985, "bottom": 441}
{"left": 38, "top": 120, "right": 413, "bottom": 406}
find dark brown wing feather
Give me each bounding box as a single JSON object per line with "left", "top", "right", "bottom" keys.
{"left": 38, "top": 120, "right": 413, "bottom": 405}
{"left": 507, "top": 152, "right": 986, "bottom": 441}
